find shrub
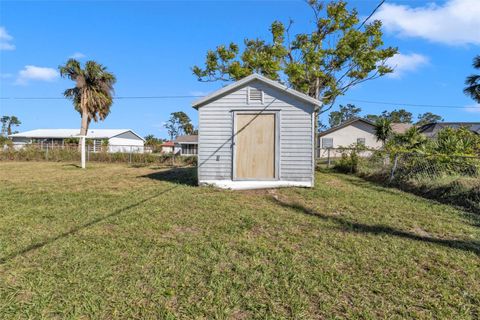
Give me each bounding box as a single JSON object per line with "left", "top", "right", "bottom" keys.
{"left": 181, "top": 155, "right": 198, "bottom": 166}
{"left": 0, "top": 144, "right": 199, "bottom": 167}
{"left": 333, "top": 144, "right": 365, "bottom": 173}
{"left": 432, "top": 127, "right": 479, "bottom": 156}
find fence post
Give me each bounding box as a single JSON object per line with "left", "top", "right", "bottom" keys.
{"left": 45, "top": 144, "right": 48, "bottom": 161}
{"left": 129, "top": 146, "right": 132, "bottom": 164}
{"left": 80, "top": 136, "right": 86, "bottom": 169}
{"left": 389, "top": 154, "right": 399, "bottom": 183}
{"left": 327, "top": 148, "right": 331, "bottom": 168}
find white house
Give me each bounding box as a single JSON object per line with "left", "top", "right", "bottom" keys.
{"left": 316, "top": 118, "right": 413, "bottom": 158}
{"left": 160, "top": 141, "right": 175, "bottom": 154}
{"left": 316, "top": 118, "right": 381, "bottom": 157}
{"left": 192, "top": 73, "right": 321, "bottom": 190}
{"left": 9, "top": 129, "right": 145, "bottom": 153}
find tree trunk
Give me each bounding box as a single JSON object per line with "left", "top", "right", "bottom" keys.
{"left": 80, "top": 105, "right": 89, "bottom": 136}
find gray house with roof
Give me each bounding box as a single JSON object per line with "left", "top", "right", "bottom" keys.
{"left": 173, "top": 135, "right": 198, "bottom": 155}
{"left": 418, "top": 122, "right": 480, "bottom": 137}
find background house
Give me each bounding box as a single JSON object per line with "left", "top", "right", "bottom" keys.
{"left": 317, "top": 118, "right": 380, "bottom": 158}
{"left": 391, "top": 123, "right": 413, "bottom": 134}
{"left": 316, "top": 118, "right": 413, "bottom": 158}
{"left": 418, "top": 122, "right": 480, "bottom": 137}
{"left": 9, "top": 129, "right": 145, "bottom": 153}
{"left": 160, "top": 141, "right": 175, "bottom": 154}
{"left": 193, "top": 74, "right": 320, "bottom": 190}
{"left": 173, "top": 135, "right": 198, "bottom": 156}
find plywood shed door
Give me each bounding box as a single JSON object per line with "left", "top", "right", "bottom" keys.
{"left": 235, "top": 113, "right": 275, "bottom": 180}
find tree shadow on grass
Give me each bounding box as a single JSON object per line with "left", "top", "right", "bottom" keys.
{"left": 337, "top": 173, "right": 480, "bottom": 227}
{"left": 271, "top": 196, "right": 480, "bottom": 256}
{"left": 140, "top": 167, "right": 197, "bottom": 186}
{"left": 0, "top": 186, "right": 177, "bottom": 264}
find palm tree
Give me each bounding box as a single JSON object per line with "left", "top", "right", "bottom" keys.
{"left": 1, "top": 116, "right": 21, "bottom": 136}
{"left": 7, "top": 116, "right": 21, "bottom": 135}
{"left": 0, "top": 116, "right": 22, "bottom": 136}
{"left": 59, "top": 59, "right": 116, "bottom": 168}
{"left": 374, "top": 118, "right": 392, "bottom": 145}
{"left": 464, "top": 55, "right": 480, "bottom": 103}
{"left": 392, "top": 126, "right": 426, "bottom": 151}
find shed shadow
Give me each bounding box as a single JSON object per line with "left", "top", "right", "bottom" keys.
{"left": 140, "top": 167, "right": 197, "bottom": 186}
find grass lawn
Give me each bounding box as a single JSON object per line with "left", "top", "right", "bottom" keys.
{"left": 0, "top": 162, "right": 479, "bottom": 319}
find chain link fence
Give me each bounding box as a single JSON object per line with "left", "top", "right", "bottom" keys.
{"left": 317, "top": 147, "right": 480, "bottom": 212}
{"left": 389, "top": 153, "right": 479, "bottom": 182}
{"left": 317, "top": 147, "right": 480, "bottom": 179}
{"left": 0, "top": 143, "right": 197, "bottom": 167}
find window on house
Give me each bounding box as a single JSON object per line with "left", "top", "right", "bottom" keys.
{"left": 357, "top": 138, "right": 366, "bottom": 146}
{"left": 248, "top": 88, "right": 263, "bottom": 103}
{"left": 181, "top": 144, "right": 198, "bottom": 155}
{"left": 322, "top": 138, "right": 333, "bottom": 148}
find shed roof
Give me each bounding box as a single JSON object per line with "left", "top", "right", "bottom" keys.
{"left": 192, "top": 74, "right": 322, "bottom": 109}
{"left": 9, "top": 129, "right": 145, "bottom": 141}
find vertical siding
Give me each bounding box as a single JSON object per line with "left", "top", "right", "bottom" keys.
{"left": 198, "top": 80, "right": 314, "bottom": 182}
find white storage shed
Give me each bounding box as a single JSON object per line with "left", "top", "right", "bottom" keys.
{"left": 192, "top": 74, "right": 321, "bottom": 190}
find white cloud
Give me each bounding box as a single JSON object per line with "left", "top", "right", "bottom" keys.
{"left": 386, "top": 53, "right": 429, "bottom": 78}
{"left": 15, "top": 65, "right": 59, "bottom": 85}
{"left": 0, "top": 26, "right": 15, "bottom": 51}
{"left": 465, "top": 103, "right": 480, "bottom": 113}
{"left": 374, "top": 0, "right": 480, "bottom": 45}
{"left": 69, "top": 52, "right": 86, "bottom": 59}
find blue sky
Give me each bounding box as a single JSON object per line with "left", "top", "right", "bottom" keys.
{"left": 0, "top": 0, "right": 479, "bottom": 138}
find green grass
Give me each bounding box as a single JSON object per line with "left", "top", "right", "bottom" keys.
{"left": 0, "top": 162, "right": 479, "bottom": 319}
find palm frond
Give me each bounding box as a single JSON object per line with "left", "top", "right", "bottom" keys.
{"left": 59, "top": 59, "right": 83, "bottom": 80}
{"left": 473, "top": 55, "right": 480, "bottom": 69}
{"left": 463, "top": 74, "right": 480, "bottom": 103}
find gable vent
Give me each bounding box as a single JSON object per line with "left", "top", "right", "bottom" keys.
{"left": 248, "top": 88, "right": 263, "bottom": 103}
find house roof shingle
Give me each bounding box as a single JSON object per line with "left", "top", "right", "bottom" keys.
{"left": 317, "top": 118, "right": 374, "bottom": 137}
{"left": 419, "top": 122, "right": 480, "bottom": 137}
{"left": 174, "top": 135, "right": 198, "bottom": 144}
{"left": 161, "top": 141, "right": 174, "bottom": 147}
{"left": 391, "top": 123, "right": 413, "bottom": 134}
